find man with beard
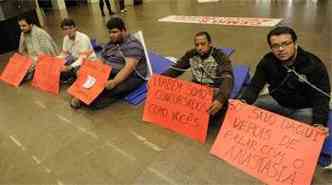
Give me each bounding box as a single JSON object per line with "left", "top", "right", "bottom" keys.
{"left": 18, "top": 15, "right": 58, "bottom": 80}
{"left": 240, "top": 26, "right": 330, "bottom": 134}
{"left": 70, "top": 16, "right": 147, "bottom": 109}
{"left": 161, "top": 31, "right": 234, "bottom": 125}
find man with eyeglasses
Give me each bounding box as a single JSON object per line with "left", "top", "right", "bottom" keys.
{"left": 240, "top": 26, "right": 330, "bottom": 134}
{"left": 70, "top": 16, "right": 147, "bottom": 109}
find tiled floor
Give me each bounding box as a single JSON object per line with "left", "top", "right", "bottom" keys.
{"left": 0, "top": 0, "right": 331, "bottom": 184}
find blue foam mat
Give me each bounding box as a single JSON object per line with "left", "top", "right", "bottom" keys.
{"left": 323, "top": 111, "right": 332, "bottom": 153}
{"left": 230, "top": 64, "right": 250, "bottom": 98}
{"left": 319, "top": 111, "right": 332, "bottom": 166}
{"left": 218, "top": 47, "right": 235, "bottom": 57}
{"left": 124, "top": 51, "right": 173, "bottom": 104}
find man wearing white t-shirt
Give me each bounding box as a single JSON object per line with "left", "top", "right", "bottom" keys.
{"left": 59, "top": 18, "right": 97, "bottom": 84}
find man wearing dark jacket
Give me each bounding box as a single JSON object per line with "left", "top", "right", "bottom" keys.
{"left": 241, "top": 26, "right": 330, "bottom": 133}
{"left": 162, "top": 32, "right": 234, "bottom": 124}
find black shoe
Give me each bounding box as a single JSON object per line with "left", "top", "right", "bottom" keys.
{"left": 70, "top": 98, "right": 82, "bottom": 109}
{"left": 109, "top": 11, "right": 115, "bottom": 15}
{"left": 120, "top": 9, "right": 127, "bottom": 14}
{"left": 101, "top": 11, "right": 105, "bottom": 16}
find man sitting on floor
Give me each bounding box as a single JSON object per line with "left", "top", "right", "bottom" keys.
{"left": 240, "top": 26, "right": 330, "bottom": 134}
{"left": 18, "top": 15, "right": 58, "bottom": 80}
{"left": 162, "top": 31, "right": 234, "bottom": 125}
{"left": 70, "top": 16, "right": 147, "bottom": 109}
{"left": 58, "top": 18, "right": 97, "bottom": 84}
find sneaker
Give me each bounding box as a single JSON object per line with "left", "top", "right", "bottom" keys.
{"left": 323, "top": 163, "right": 332, "bottom": 170}
{"left": 70, "top": 98, "right": 82, "bottom": 109}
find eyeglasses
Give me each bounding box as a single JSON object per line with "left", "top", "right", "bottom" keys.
{"left": 62, "top": 26, "right": 75, "bottom": 31}
{"left": 271, "top": 41, "right": 293, "bottom": 50}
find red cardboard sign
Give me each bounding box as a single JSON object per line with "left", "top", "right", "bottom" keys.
{"left": 143, "top": 74, "right": 213, "bottom": 143}
{"left": 32, "top": 55, "right": 65, "bottom": 94}
{"left": 210, "top": 100, "right": 327, "bottom": 185}
{"left": 67, "top": 60, "right": 111, "bottom": 105}
{"left": 0, "top": 53, "right": 33, "bottom": 87}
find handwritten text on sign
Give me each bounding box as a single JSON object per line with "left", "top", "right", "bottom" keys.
{"left": 210, "top": 100, "right": 326, "bottom": 185}
{"left": 158, "top": 15, "right": 282, "bottom": 27}
{"left": 143, "top": 75, "right": 213, "bottom": 143}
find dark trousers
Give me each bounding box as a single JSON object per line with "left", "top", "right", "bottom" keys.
{"left": 88, "top": 72, "right": 144, "bottom": 110}
{"left": 209, "top": 101, "right": 228, "bottom": 125}
{"left": 99, "top": 0, "right": 112, "bottom": 14}
{"left": 60, "top": 67, "right": 78, "bottom": 85}
{"left": 119, "top": 0, "right": 125, "bottom": 10}
{"left": 208, "top": 88, "right": 229, "bottom": 125}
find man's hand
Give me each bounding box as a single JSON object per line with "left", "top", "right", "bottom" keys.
{"left": 37, "top": 52, "right": 45, "bottom": 57}
{"left": 313, "top": 124, "right": 329, "bottom": 136}
{"left": 27, "top": 64, "right": 36, "bottom": 73}
{"left": 105, "top": 80, "right": 117, "bottom": 90}
{"left": 56, "top": 55, "right": 65, "bottom": 59}
{"left": 62, "top": 65, "right": 72, "bottom": 72}
{"left": 208, "top": 100, "right": 223, "bottom": 116}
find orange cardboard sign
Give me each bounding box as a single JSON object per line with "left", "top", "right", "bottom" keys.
{"left": 32, "top": 55, "right": 65, "bottom": 95}
{"left": 210, "top": 100, "right": 327, "bottom": 185}
{"left": 143, "top": 75, "right": 213, "bottom": 143}
{"left": 67, "top": 60, "right": 111, "bottom": 105}
{"left": 0, "top": 53, "right": 33, "bottom": 87}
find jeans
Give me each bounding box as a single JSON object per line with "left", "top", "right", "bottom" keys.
{"left": 254, "top": 96, "right": 313, "bottom": 124}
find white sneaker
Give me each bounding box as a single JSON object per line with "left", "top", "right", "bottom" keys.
{"left": 323, "top": 162, "right": 332, "bottom": 170}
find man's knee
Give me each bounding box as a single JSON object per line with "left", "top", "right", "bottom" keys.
{"left": 253, "top": 96, "right": 293, "bottom": 117}
{"left": 290, "top": 108, "right": 313, "bottom": 124}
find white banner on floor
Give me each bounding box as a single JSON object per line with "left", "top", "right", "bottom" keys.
{"left": 158, "top": 15, "right": 282, "bottom": 27}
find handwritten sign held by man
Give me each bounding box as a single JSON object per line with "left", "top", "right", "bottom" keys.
{"left": 32, "top": 55, "right": 65, "bottom": 94}
{"left": 67, "top": 60, "right": 111, "bottom": 105}
{"left": 210, "top": 100, "right": 327, "bottom": 185}
{"left": 0, "top": 53, "right": 32, "bottom": 87}
{"left": 143, "top": 75, "right": 213, "bottom": 143}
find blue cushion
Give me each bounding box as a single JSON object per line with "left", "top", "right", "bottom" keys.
{"left": 91, "top": 39, "right": 103, "bottom": 52}
{"left": 218, "top": 47, "right": 235, "bottom": 57}
{"left": 124, "top": 51, "right": 173, "bottom": 105}
{"left": 148, "top": 51, "right": 174, "bottom": 74}
{"left": 319, "top": 111, "right": 332, "bottom": 167}
{"left": 230, "top": 64, "right": 250, "bottom": 98}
